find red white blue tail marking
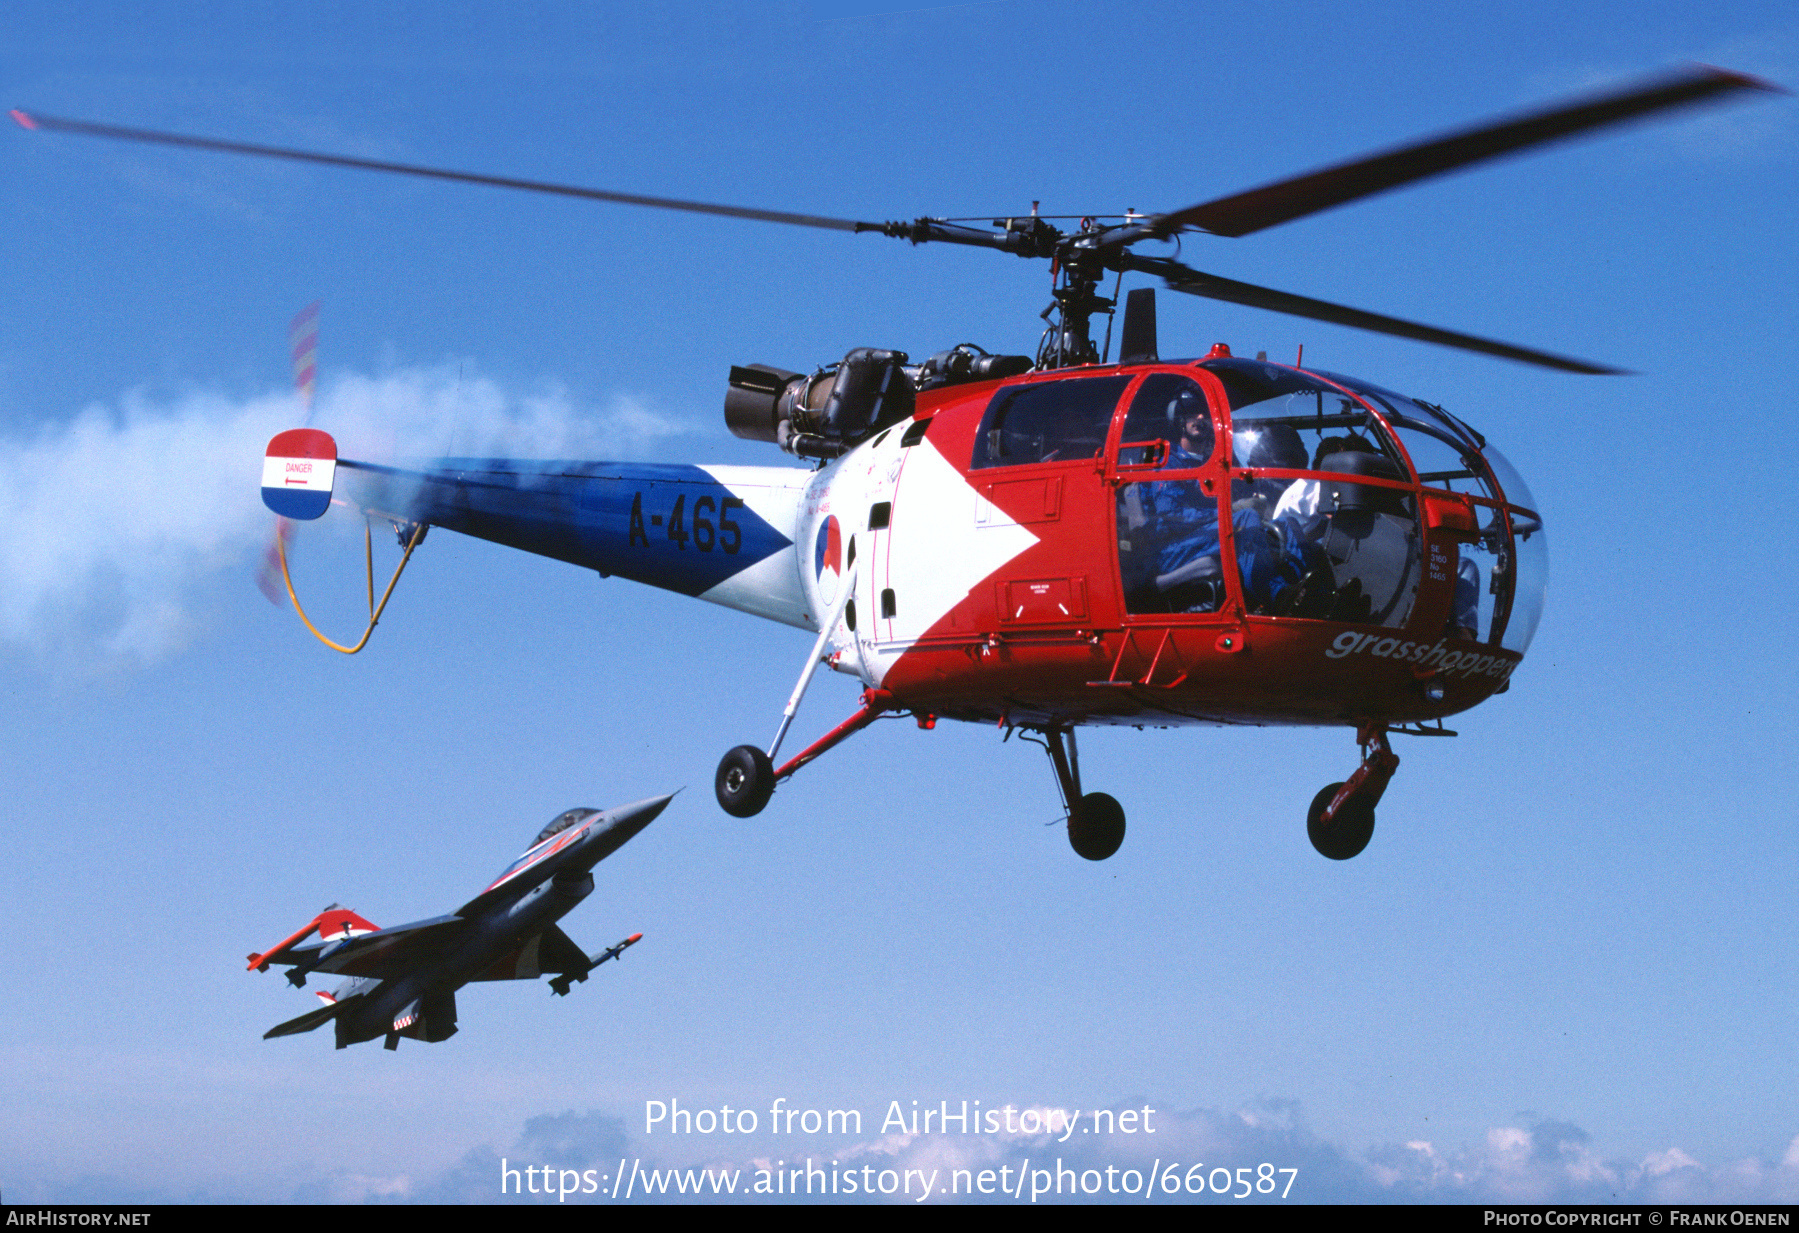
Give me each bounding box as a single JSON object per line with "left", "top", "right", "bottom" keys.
{"left": 261, "top": 428, "right": 337, "bottom": 520}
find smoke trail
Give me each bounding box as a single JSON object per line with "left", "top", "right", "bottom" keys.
{"left": 0, "top": 366, "right": 688, "bottom": 666}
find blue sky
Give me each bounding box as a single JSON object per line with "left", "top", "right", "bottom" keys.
{"left": 1, "top": 0, "right": 1796, "bottom": 1205}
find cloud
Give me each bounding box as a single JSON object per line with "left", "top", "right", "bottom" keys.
{"left": 386, "top": 1103, "right": 1799, "bottom": 1204}
{"left": 304, "top": 1110, "right": 633, "bottom": 1205}
{"left": 0, "top": 367, "right": 689, "bottom": 668}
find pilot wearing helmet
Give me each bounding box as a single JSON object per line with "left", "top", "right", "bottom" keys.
{"left": 1120, "top": 381, "right": 1329, "bottom": 615}
{"left": 1125, "top": 385, "right": 1223, "bottom": 610}
{"left": 1167, "top": 386, "right": 1213, "bottom": 468}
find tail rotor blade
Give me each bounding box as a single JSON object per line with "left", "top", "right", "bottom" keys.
{"left": 255, "top": 303, "right": 324, "bottom": 604}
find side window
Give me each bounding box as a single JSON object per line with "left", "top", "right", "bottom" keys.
{"left": 1117, "top": 374, "right": 1214, "bottom": 469}
{"left": 971, "top": 376, "right": 1130, "bottom": 469}
{"left": 1115, "top": 376, "right": 1226, "bottom": 615}
{"left": 1219, "top": 378, "right": 1419, "bottom": 625}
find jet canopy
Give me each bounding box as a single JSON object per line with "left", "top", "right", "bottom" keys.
{"left": 534, "top": 808, "right": 600, "bottom": 845}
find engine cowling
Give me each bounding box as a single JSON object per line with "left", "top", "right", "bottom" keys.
{"left": 725, "top": 348, "right": 914, "bottom": 459}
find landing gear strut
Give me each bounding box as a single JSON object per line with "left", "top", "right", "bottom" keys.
{"left": 1307, "top": 723, "right": 1399, "bottom": 860}
{"left": 1031, "top": 725, "right": 1126, "bottom": 861}
{"left": 714, "top": 689, "right": 894, "bottom": 817}
{"left": 715, "top": 561, "right": 870, "bottom": 818}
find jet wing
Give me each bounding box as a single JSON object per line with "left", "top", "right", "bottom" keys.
{"left": 469, "top": 924, "right": 589, "bottom": 982}
{"left": 274, "top": 914, "right": 471, "bottom": 981}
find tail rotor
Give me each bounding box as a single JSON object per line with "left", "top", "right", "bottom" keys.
{"left": 255, "top": 302, "right": 322, "bottom": 604}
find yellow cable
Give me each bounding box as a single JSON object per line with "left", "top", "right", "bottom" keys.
{"left": 278, "top": 516, "right": 426, "bottom": 654}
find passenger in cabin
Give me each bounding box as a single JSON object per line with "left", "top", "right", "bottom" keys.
{"left": 1270, "top": 433, "right": 1380, "bottom": 523}
{"left": 1232, "top": 422, "right": 1308, "bottom": 521}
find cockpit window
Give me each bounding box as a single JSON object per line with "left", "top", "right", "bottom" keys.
{"left": 1212, "top": 372, "right": 1406, "bottom": 476}
{"left": 1202, "top": 356, "right": 1320, "bottom": 409}
{"left": 534, "top": 808, "right": 598, "bottom": 845}
{"left": 1310, "top": 372, "right": 1495, "bottom": 498}
{"left": 1111, "top": 358, "right": 1549, "bottom": 657}
{"left": 1117, "top": 373, "right": 1214, "bottom": 468}
{"left": 971, "top": 376, "right": 1131, "bottom": 469}
{"left": 1185, "top": 359, "right": 1418, "bottom": 625}
{"left": 1114, "top": 374, "right": 1228, "bottom": 613}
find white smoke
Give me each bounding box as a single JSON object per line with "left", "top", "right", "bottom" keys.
{"left": 0, "top": 366, "right": 689, "bottom": 667}
{"left": 321, "top": 367, "right": 687, "bottom": 464}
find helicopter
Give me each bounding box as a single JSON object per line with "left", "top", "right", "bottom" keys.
{"left": 17, "top": 65, "right": 1782, "bottom": 862}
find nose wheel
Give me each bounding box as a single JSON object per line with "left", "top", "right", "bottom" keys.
{"left": 1029, "top": 725, "right": 1126, "bottom": 860}
{"left": 1306, "top": 724, "right": 1398, "bottom": 860}
{"left": 1068, "top": 790, "right": 1126, "bottom": 861}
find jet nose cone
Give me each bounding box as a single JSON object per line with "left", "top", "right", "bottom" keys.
{"left": 582, "top": 791, "right": 678, "bottom": 858}
{"left": 610, "top": 791, "right": 677, "bottom": 829}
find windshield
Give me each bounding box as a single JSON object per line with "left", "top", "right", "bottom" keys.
{"left": 1181, "top": 358, "right": 1544, "bottom": 653}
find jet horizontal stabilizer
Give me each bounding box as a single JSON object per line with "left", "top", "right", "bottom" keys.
{"left": 248, "top": 904, "right": 378, "bottom": 972}
{"left": 264, "top": 994, "right": 352, "bottom": 1039}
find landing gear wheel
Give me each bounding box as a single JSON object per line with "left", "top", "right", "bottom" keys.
{"left": 1067, "top": 791, "right": 1126, "bottom": 861}
{"left": 715, "top": 745, "right": 775, "bottom": 818}
{"left": 1307, "top": 782, "right": 1375, "bottom": 860}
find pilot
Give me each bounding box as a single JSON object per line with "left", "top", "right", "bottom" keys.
{"left": 1158, "top": 385, "right": 1212, "bottom": 467}
{"left": 1135, "top": 389, "right": 1315, "bottom": 613}
{"left": 1119, "top": 387, "right": 1218, "bottom": 610}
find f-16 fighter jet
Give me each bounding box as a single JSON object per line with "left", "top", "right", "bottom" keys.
{"left": 247, "top": 793, "right": 671, "bottom": 1049}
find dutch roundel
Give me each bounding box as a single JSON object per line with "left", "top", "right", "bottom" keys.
{"left": 261, "top": 428, "right": 338, "bottom": 520}
{"left": 814, "top": 515, "right": 843, "bottom": 605}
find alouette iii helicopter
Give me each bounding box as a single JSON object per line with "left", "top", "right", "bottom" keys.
{"left": 15, "top": 66, "right": 1781, "bottom": 861}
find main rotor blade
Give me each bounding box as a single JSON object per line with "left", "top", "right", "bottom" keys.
{"left": 1154, "top": 65, "right": 1781, "bottom": 239}
{"left": 9, "top": 110, "right": 873, "bottom": 234}
{"left": 1128, "top": 254, "right": 1623, "bottom": 373}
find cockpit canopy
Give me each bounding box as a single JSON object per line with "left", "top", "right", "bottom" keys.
{"left": 973, "top": 356, "right": 1546, "bottom": 655}
{"left": 1205, "top": 357, "right": 1544, "bottom": 653}
{"left": 534, "top": 807, "right": 600, "bottom": 846}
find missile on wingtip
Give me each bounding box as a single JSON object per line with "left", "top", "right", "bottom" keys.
{"left": 595, "top": 933, "right": 644, "bottom": 965}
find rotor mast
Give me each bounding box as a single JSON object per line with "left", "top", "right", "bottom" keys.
{"left": 860, "top": 210, "right": 1124, "bottom": 368}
